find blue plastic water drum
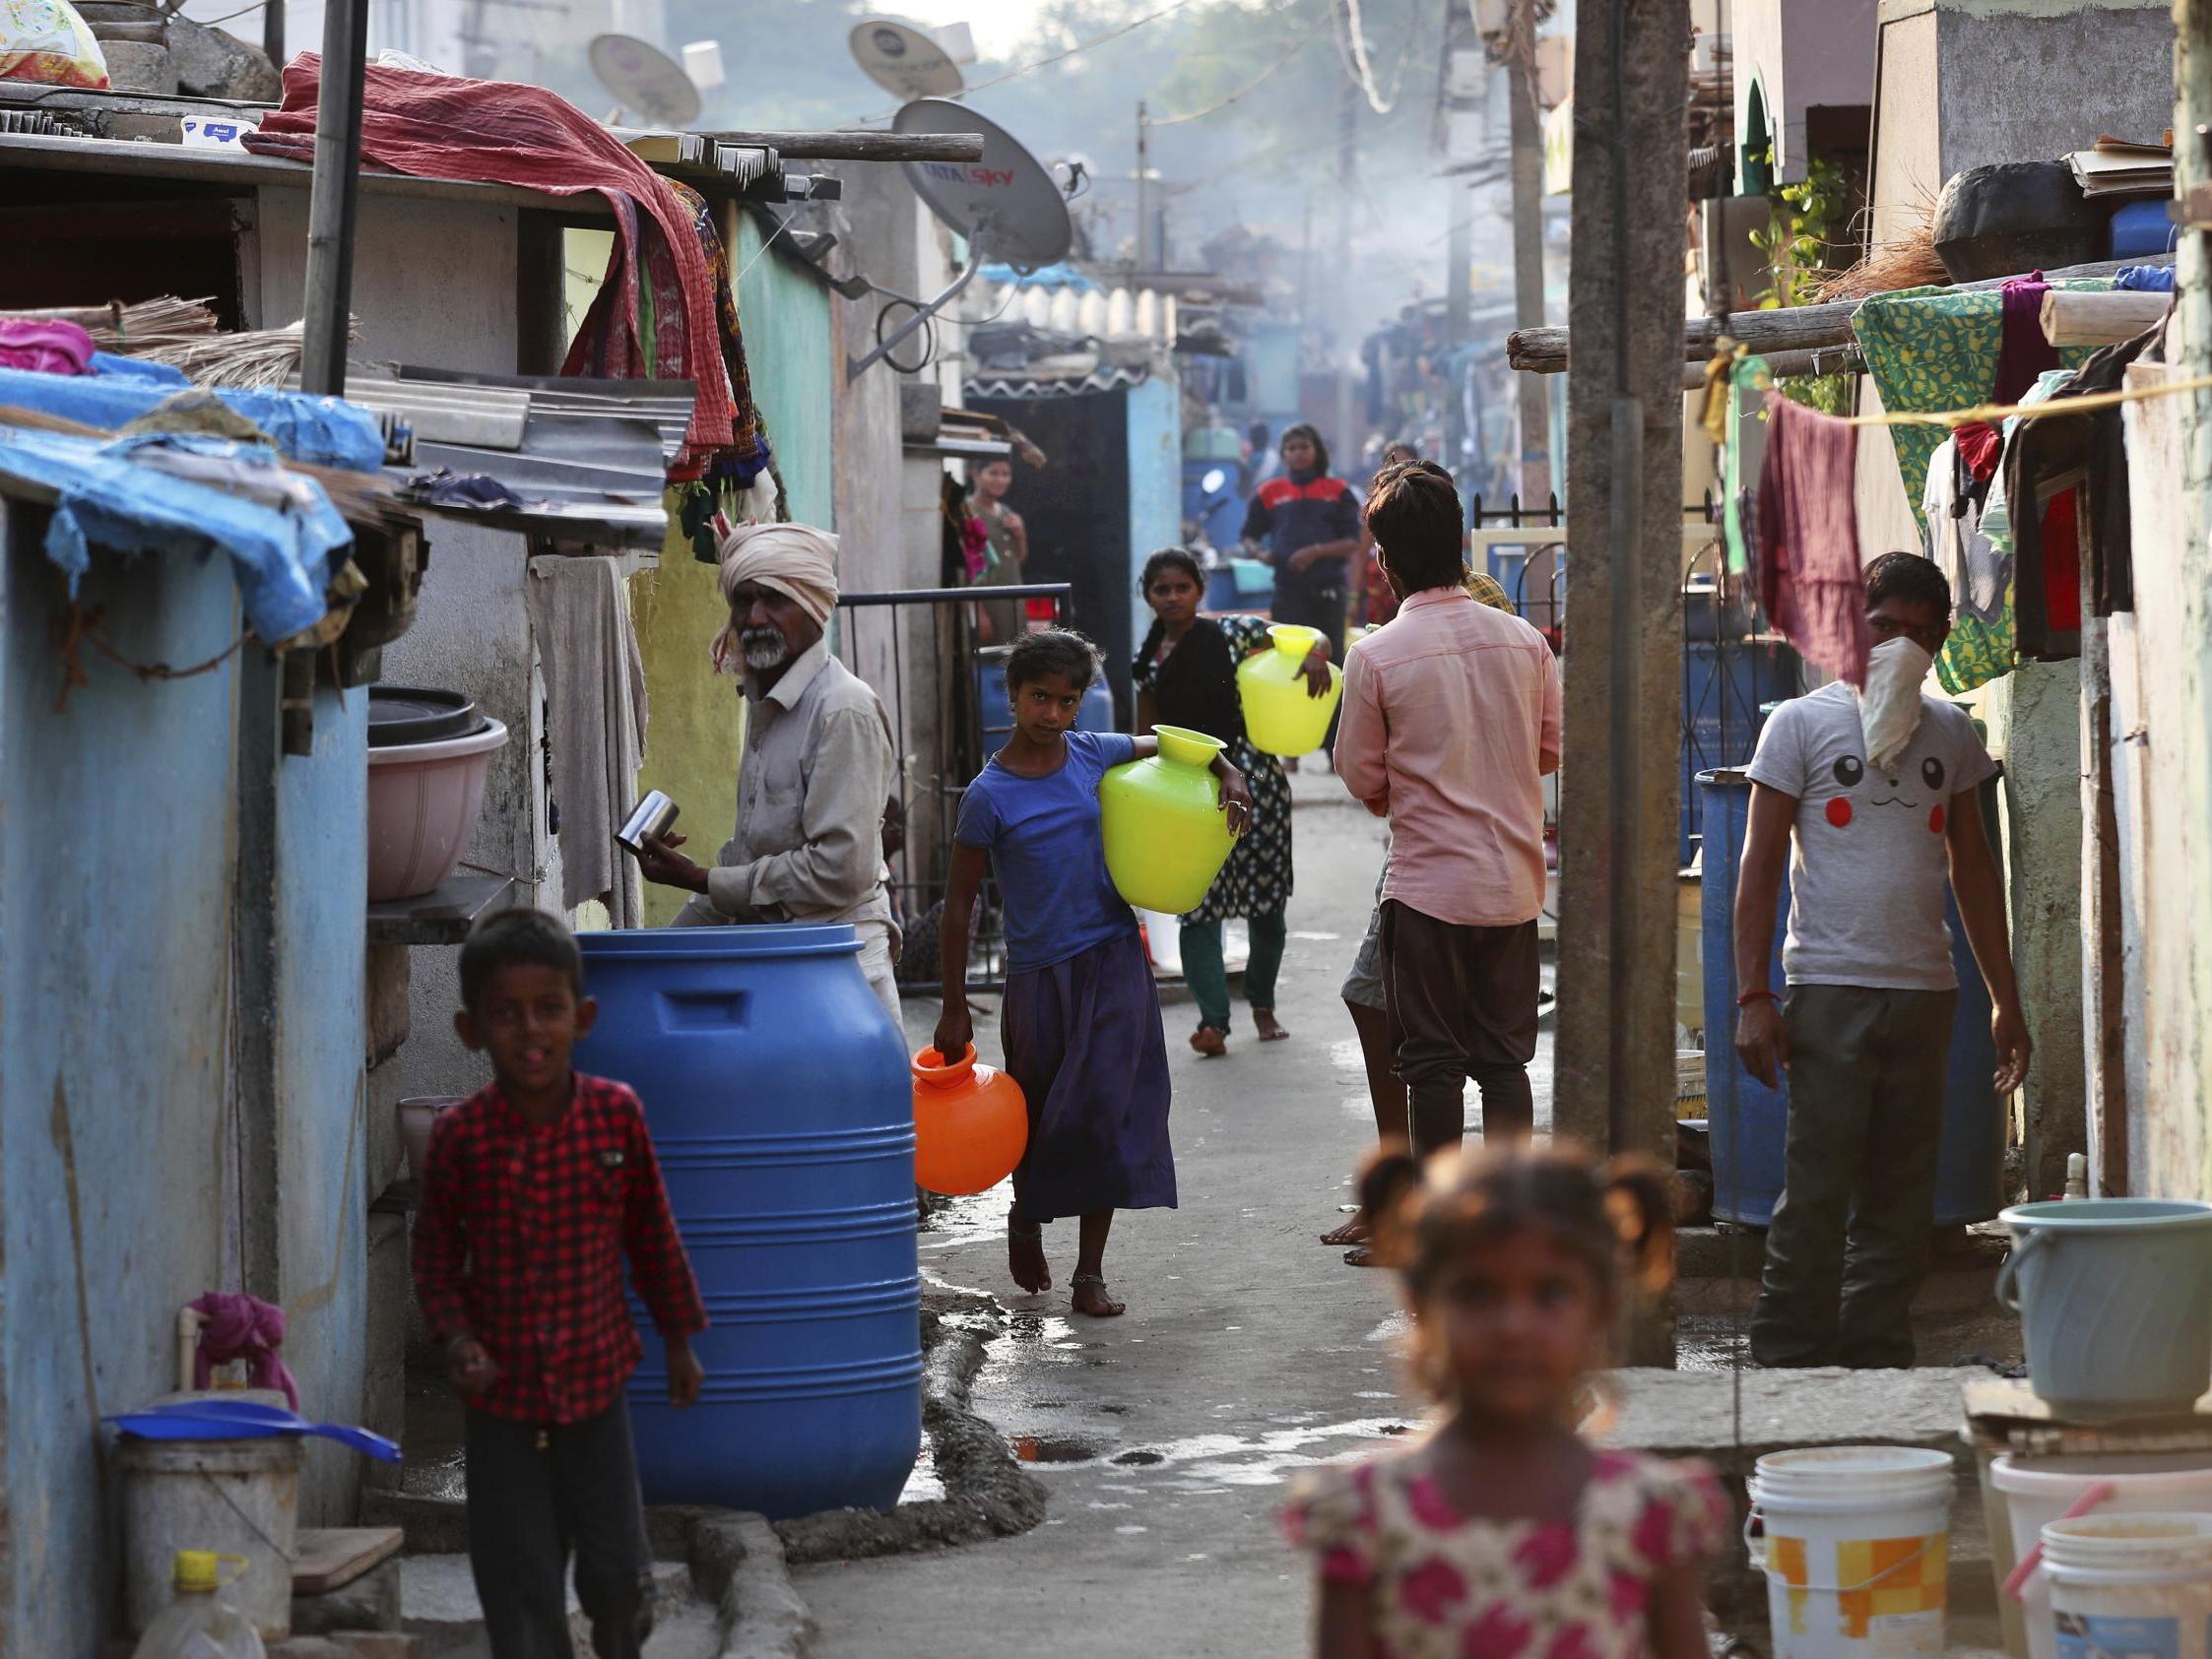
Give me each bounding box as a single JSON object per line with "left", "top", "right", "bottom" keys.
{"left": 2109, "top": 197, "right": 2179, "bottom": 261}
{"left": 574, "top": 925, "right": 920, "bottom": 1518}
{"left": 976, "top": 658, "right": 1114, "bottom": 769}
{"left": 1697, "top": 770, "right": 2004, "bottom": 1227}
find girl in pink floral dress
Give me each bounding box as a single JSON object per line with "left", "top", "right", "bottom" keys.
{"left": 1283, "top": 1146, "right": 1727, "bottom": 1659}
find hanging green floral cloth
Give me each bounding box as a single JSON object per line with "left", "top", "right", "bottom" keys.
{"left": 1850, "top": 283, "right": 2104, "bottom": 694}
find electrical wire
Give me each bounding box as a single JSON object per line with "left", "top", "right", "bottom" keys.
{"left": 1331, "top": 0, "right": 1416, "bottom": 115}
{"left": 1140, "top": 7, "right": 1331, "bottom": 127}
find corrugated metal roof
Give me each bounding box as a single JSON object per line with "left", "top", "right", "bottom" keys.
{"left": 381, "top": 367, "right": 691, "bottom": 550}
{"left": 964, "top": 363, "right": 1152, "bottom": 401}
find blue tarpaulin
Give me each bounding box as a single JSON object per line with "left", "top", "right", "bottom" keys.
{"left": 0, "top": 360, "right": 386, "bottom": 473}
{"left": 0, "top": 427, "right": 354, "bottom": 643}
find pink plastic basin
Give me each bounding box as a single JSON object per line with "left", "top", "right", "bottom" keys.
{"left": 366, "top": 717, "right": 506, "bottom": 902}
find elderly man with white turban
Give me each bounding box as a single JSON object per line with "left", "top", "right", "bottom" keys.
{"left": 634, "top": 522, "right": 903, "bottom": 1020}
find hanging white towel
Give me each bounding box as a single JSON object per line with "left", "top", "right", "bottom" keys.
{"left": 527, "top": 556, "right": 650, "bottom": 926}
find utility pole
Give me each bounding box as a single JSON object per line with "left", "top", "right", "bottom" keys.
{"left": 1505, "top": 0, "right": 1552, "bottom": 503}
{"left": 1555, "top": 0, "right": 1688, "bottom": 1367}
{"left": 1135, "top": 101, "right": 1151, "bottom": 268}
{"left": 1334, "top": 77, "right": 1358, "bottom": 460}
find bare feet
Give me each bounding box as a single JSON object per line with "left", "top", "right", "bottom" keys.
{"left": 1008, "top": 1215, "right": 1051, "bottom": 1295}
{"left": 1255, "top": 1008, "right": 1290, "bottom": 1042}
{"left": 1071, "top": 1273, "right": 1126, "bottom": 1316}
{"left": 1341, "top": 1244, "right": 1379, "bottom": 1268}
{"left": 1320, "top": 1215, "right": 1368, "bottom": 1247}
{"left": 1190, "top": 1025, "right": 1227, "bottom": 1057}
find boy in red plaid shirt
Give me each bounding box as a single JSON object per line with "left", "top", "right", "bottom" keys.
{"left": 414, "top": 910, "right": 707, "bottom": 1659}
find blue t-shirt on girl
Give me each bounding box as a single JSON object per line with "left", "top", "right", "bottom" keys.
{"left": 955, "top": 731, "right": 1139, "bottom": 973}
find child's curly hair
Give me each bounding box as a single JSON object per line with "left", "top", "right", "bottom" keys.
{"left": 1357, "top": 1141, "right": 1675, "bottom": 1401}
{"left": 1006, "top": 627, "right": 1101, "bottom": 692}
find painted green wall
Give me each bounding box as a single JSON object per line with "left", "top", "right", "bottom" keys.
{"left": 620, "top": 206, "right": 837, "bottom": 925}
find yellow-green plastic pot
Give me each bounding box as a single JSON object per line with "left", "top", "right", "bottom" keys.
{"left": 1236, "top": 623, "right": 1344, "bottom": 757}
{"left": 1099, "top": 726, "right": 1235, "bottom": 914}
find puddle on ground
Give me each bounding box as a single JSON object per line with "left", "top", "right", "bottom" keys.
{"left": 1079, "top": 1418, "right": 1420, "bottom": 1491}
{"left": 897, "top": 1440, "right": 945, "bottom": 1504}
{"left": 1330, "top": 1039, "right": 1366, "bottom": 1073}
{"left": 1289, "top": 930, "right": 1341, "bottom": 942}
{"left": 1366, "top": 1311, "right": 1410, "bottom": 1345}
{"left": 401, "top": 1448, "right": 465, "bottom": 1503}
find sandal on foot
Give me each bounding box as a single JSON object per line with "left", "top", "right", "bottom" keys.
{"left": 1190, "top": 1025, "right": 1227, "bottom": 1057}
{"left": 1070, "top": 1272, "right": 1126, "bottom": 1317}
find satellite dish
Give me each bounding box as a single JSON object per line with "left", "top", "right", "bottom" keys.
{"left": 893, "top": 97, "right": 1073, "bottom": 270}
{"left": 589, "top": 33, "right": 701, "bottom": 128}
{"left": 850, "top": 16, "right": 964, "bottom": 99}
{"left": 845, "top": 99, "right": 1073, "bottom": 381}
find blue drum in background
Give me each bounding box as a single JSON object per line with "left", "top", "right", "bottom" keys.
{"left": 1697, "top": 770, "right": 2004, "bottom": 1228}
{"left": 575, "top": 925, "right": 920, "bottom": 1518}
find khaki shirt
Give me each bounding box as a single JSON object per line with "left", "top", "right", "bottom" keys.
{"left": 674, "top": 640, "right": 896, "bottom": 932}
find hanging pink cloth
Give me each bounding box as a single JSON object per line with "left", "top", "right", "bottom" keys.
{"left": 242, "top": 55, "right": 734, "bottom": 469}
{"left": 0, "top": 317, "right": 96, "bottom": 375}
{"left": 190, "top": 1292, "right": 300, "bottom": 1410}
{"left": 1756, "top": 392, "right": 1872, "bottom": 687}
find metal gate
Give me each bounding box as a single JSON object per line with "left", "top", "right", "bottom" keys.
{"left": 833, "top": 582, "right": 1073, "bottom": 993}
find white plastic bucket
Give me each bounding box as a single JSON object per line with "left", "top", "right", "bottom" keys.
{"left": 1992, "top": 1453, "right": 2212, "bottom": 1659}
{"left": 2043, "top": 1512, "right": 2212, "bottom": 1659}
{"left": 1749, "top": 1446, "right": 1955, "bottom": 1659}
{"left": 118, "top": 1426, "right": 302, "bottom": 1638}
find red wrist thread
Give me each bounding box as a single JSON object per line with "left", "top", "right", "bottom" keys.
{"left": 1736, "top": 989, "right": 1780, "bottom": 1007}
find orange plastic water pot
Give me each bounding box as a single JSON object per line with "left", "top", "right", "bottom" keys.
{"left": 911, "top": 1044, "right": 1028, "bottom": 1196}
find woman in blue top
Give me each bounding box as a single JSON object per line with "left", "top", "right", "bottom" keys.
{"left": 937, "top": 630, "right": 1252, "bottom": 1316}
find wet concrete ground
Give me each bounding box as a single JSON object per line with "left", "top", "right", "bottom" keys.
{"left": 798, "top": 780, "right": 1523, "bottom": 1659}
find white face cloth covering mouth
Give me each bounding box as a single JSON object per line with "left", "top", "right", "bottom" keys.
{"left": 1856, "top": 636, "right": 1934, "bottom": 772}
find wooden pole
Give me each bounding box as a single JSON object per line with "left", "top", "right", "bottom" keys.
{"left": 1505, "top": 0, "right": 1553, "bottom": 501}
{"left": 299, "top": 0, "right": 369, "bottom": 397}
{"left": 1557, "top": 0, "right": 1687, "bottom": 1367}
{"left": 697, "top": 129, "right": 985, "bottom": 163}
{"left": 1510, "top": 253, "right": 2177, "bottom": 374}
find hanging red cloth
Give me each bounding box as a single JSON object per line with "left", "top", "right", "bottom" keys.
{"left": 244, "top": 56, "right": 735, "bottom": 469}
{"left": 1756, "top": 393, "right": 1872, "bottom": 686}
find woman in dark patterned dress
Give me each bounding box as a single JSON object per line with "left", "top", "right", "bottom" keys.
{"left": 1134, "top": 548, "right": 1332, "bottom": 1057}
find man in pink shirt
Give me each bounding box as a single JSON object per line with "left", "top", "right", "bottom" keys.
{"left": 1334, "top": 460, "right": 1563, "bottom": 1155}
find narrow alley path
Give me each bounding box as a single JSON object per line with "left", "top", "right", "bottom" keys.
{"left": 799, "top": 781, "right": 1553, "bottom": 1658}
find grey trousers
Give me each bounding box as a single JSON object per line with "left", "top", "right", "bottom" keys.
{"left": 1750, "top": 985, "right": 1957, "bottom": 1370}
{"left": 464, "top": 1402, "right": 653, "bottom": 1659}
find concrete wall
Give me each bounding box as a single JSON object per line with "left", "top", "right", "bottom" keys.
{"left": 1983, "top": 662, "right": 2087, "bottom": 1200}
{"left": 2116, "top": 343, "right": 2207, "bottom": 1198}
{"left": 1, "top": 497, "right": 367, "bottom": 1653}
{"left": 1, "top": 510, "right": 238, "bottom": 1659}
{"left": 254, "top": 187, "right": 547, "bottom": 1099}
{"left": 1737, "top": 0, "right": 1879, "bottom": 184}
{"left": 1931, "top": 1, "right": 2173, "bottom": 188}
{"left": 629, "top": 207, "right": 837, "bottom": 927}
{"left": 1126, "top": 370, "right": 1186, "bottom": 680}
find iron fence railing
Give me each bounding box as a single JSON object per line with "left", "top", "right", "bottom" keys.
{"left": 834, "top": 583, "right": 1074, "bottom": 994}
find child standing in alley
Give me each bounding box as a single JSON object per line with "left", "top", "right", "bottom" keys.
{"left": 1284, "top": 1145, "right": 1725, "bottom": 1659}
{"left": 1334, "top": 459, "right": 1561, "bottom": 1157}
{"left": 414, "top": 909, "right": 707, "bottom": 1659}
{"left": 934, "top": 629, "right": 1251, "bottom": 1317}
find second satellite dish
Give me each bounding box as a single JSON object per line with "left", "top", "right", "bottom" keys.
{"left": 849, "top": 16, "right": 965, "bottom": 99}
{"left": 589, "top": 33, "right": 702, "bottom": 128}
{"left": 893, "top": 97, "right": 1073, "bottom": 270}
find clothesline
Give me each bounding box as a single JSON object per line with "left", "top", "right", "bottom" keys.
{"left": 1724, "top": 350, "right": 2212, "bottom": 431}
{"left": 1843, "top": 370, "right": 2212, "bottom": 429}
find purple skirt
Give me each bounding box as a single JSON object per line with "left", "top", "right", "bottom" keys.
{"left": 1002, "top": 928, "right": 1177, "bottom": 1221}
